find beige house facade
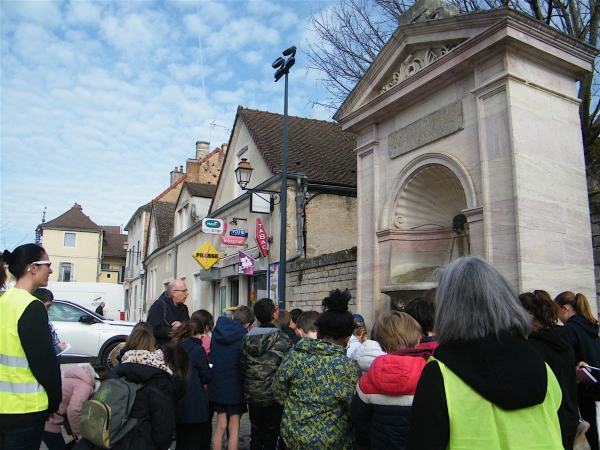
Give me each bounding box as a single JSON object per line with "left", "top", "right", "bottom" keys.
{"left": 197, "top": 107, "right": 358, "bottom": 318}
{"left": 39, "top": 203, "right": 126, "bottom": 283}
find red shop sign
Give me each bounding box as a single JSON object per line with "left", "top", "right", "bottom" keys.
{"left": 256, "top": 218, "right": 268, "bottom": 257}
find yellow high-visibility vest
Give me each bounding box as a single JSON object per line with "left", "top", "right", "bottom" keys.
{"left": 432, "top": 356, "right": 563, "bottom": 449}
{"left": 0, "top": 287, "right": 49, "bottom": 414}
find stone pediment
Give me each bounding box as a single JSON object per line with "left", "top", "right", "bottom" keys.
{"left": 380, "top": 44, "right": 459, "bottom": 95}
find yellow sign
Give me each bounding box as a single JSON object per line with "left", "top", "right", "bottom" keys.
{"left": 193, "top": 242, "right": 221, "bottom": 270}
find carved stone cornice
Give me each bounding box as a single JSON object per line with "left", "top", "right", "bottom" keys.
{"left": 380, "top": 44, "right": 457, "bottom": 94}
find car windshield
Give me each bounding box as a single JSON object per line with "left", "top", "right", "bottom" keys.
{"left": 49, "top": 302, "right": 103, "bottom": 322}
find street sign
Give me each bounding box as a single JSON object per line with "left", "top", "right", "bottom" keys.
{"left": 256, "top": 218, "right": 268, "bottom": 257}
{"left": 221, "top": 236, "right": 245, "bottom": 247}
{"left": 202, "top": 218, "right": 224, "bottom": 234}
{"left": 193, "top": 242, "right": 221, "bottom": 270}
{"left": 230, "top": 228, "right": 248, "bottom": 237}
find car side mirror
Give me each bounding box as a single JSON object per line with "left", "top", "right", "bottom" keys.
{"left": 79, "top": 315, "right": 96, "bottom": 324}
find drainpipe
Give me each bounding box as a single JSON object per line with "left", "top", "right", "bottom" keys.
{"left": 97, "top": 230, "right": 103, "bottom": 282}
{"left": 173, "top": 245, "right": 178, "bottom": 279}
{"left": 287, "top": 176, "right": 306, "bottom": 263}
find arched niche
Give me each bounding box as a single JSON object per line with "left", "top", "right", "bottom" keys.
{"left": 379, "top": 153, "right": 476, "bottom": 308}
{"left": 381, "top": 153, "right": 476, "bottom": 230}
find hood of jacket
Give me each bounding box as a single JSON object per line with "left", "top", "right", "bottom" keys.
{"left": 64, "top": 364, "right": 98, "bottom": 386}
{"left": 180, "top": 336, "right": 203, "bottom": 354}
{"left": 244, "top": 327, "right": 288, "bottom": 358}
{"left": 434, "top": 332, "right": 548, "bottom": 411}
{"left": 566, "top": 314, "right": 600, "bottom": 339}
{"left": 213, "top": 316, "right": 248, "bottom": 346}
{"left": 359, "top": 351, "right": 429, "bottom": 396}
{"left": 121, "top": 349, "right": 173, "bottom": 375}
{"left": 528, "top": 326, "right": 572, "bottom": 353}
{"left": 352, "top": 340, "right": 386, "bottom": 374}
{"left": 294, "top": 337, "right": 345, "bottom": 357}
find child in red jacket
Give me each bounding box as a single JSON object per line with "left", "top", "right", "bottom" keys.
{"left": 350, "top": 311, "right": 432, "bottom": 450}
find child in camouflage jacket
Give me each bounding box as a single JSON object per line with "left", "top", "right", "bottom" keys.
{"left": 272, "top": 289, "right": 361, "bottom": 450}
{"left": 240, "top": 298, "right": 292, "bottom": 450}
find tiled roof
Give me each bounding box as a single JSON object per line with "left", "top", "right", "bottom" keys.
{"left": 155, "top": 174, "right": 186, "bottom": 202}
{"left": 153, "top": 201, "right": 176, "bottom": 247}
{"left": 185, "top": 182, "right": 217, "bottom": 198}
{"left": 238, "top": 107, "right": 357, "bottom": 187}
{"left": 102, "top": 226, "right": 127, "bottom": 258}
{"left": 41, "top": 203, "right": 101, "bottom": 231}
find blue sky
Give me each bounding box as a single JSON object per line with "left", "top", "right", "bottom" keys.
{"left": 0, "top": 0, "right": 337, "bottom": 250}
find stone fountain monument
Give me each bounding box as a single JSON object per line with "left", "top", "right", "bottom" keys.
{"left": 334, "top": 0, "right": 598, "bottom": 324}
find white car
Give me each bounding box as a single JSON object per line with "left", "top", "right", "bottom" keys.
{"left": 48, "top": 299, "right": 136, "bottom": 371}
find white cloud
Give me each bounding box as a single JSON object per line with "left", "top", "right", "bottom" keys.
{"left": 1, "top": 0, "right": 62, "bottom": 27}
{"left": 0, "top": 0, "right": 335, "bottom": 250}
{"left": 65, "top": 1, "right": 103, "bottom": 26}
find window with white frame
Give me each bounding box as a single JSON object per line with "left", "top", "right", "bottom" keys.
{"left": 63, "top": 232, "right": 76, "bottom": 247}
{"left": 101, "top": 263, "right": 110, "bottom": 270}
{"left": 59, "top": 262, "right": 73, "bottom": 282}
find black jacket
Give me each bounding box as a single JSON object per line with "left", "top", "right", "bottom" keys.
{"left": 281, "top": 325, "right": 301, "bottom": 345}
{"left": 528, "top": 326, "right": 579, "bottom": 448}
{"left": 147, "top": 293, "right": 190, "bottom": 347}
{"left": 562, "top": 314, "right": 600, "bottom": 367}
{"left": 176, "top": 338, "right": 212, "bottom": 424}
{"left": 75, "top": 362, "right": 179, "bottom": 450}
{"left": 407, "top": 332, "right": 552, "bottom": 450}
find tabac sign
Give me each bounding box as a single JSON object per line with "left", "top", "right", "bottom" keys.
{"left": 256, "top": 218, "right": 268, "bottom": 257}
{"left": 193, "top": 242, "right": 221, "bottom": 270}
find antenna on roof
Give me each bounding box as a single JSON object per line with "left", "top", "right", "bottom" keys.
{"left": 209, "top": 121, "right": 231, "bottom": 149}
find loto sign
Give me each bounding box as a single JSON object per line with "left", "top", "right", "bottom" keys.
{"left": 193, "top": 242, "right": 221, "bottom": 270}
{"left": 255, "top": 218, "right": 268, "bottom": 257}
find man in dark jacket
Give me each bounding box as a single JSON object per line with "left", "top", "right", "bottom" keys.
{"left": 147, "top": 279, "right": 190, "bottom": 347}
{"left": 240, "top": 298, "right": 292, "bottom": 450}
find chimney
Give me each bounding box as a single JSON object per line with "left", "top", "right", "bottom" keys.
{"left": 170, "top": 166, "right": 184, "bottom": 185}
{"left": 221, "top": 143, "right": 228, "bottom": 153}
{"left": 196, "top": 141, "right": 210, "bottom": 160}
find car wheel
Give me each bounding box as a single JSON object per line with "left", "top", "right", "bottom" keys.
{"left": 102, "top": 341, "right": 125, "bottom": 372}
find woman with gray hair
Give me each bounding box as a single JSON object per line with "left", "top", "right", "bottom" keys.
{"left": 406, "top": 256, "right": 563, "bottom": 450}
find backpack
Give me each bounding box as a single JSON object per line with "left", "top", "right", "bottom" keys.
{"left": 79, "top": 378, "right": 144, "bottom": 449}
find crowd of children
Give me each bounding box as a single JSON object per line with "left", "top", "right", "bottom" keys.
{"left": 18, "top": 255, "right": 600, "bottom": 450}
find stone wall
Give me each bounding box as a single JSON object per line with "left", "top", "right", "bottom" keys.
{"left": 589, "top": 191, "right": 600, "bottom": 310}
{"left": 286, "top": 247, "right": 357, "bottom": 311}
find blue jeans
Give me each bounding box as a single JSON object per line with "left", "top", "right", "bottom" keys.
{"left": 0, "top": 423, "right": 45, "bottom": 450}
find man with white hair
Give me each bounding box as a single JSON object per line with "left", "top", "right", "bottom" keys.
{"left": 147, "top": 279, "right": 190, "bottom": 347}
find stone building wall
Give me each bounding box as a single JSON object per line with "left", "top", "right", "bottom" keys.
{"left": 286, "top": 247, "right": 357, "bottom": 311}
{"left": 589, "top": 192, "right": 600, "bottom": 311}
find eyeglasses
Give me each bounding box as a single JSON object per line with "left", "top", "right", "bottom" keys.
{"left": 27, "top": 261, "right": 52, "bottom": 271}
{"left": 173, "top": 289, "right": 188, "bottom": 293}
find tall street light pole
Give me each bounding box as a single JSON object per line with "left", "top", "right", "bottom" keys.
{"left": 272, "top": 46, "right": 296, "bottom": 310}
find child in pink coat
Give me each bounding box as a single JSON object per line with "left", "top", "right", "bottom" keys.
{"left": 43, "top": 364, "right": 100, "bottom": 449}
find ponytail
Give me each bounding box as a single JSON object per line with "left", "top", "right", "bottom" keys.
{"left": 1, "top": 244, "right": 46, "bottom": 285}
{"left": 555, "top": 291, "right": 598, "bottom": 325}
{"left": 170, "top": 320, "right": 202, "bottom": 344}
